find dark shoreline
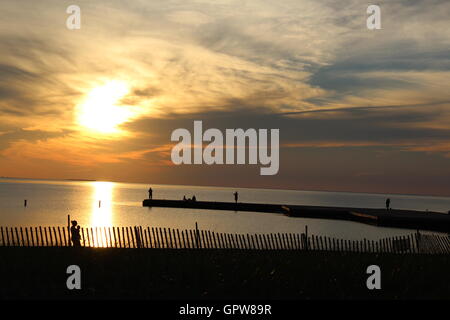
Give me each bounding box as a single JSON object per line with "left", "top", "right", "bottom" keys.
{"left": 143, "top": 199, "right": 450, "bottom": 233}
{"left": 1, "top": 247, "right": 450, "bottom": 300}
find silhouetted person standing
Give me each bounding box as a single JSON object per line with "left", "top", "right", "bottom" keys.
{"left": 148, "top": 187, "right": 153, "bottom": 200}
{"left": 386, "top": 198, "right": 391, "bottom": 211}
{"left": 70, "top": 220, "right": 81, "bottom": 247}
{"left": 233, "top": 191, "right": 238, "bottom": 204}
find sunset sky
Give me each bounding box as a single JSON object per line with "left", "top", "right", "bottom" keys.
{"left": 1, "top": 0, "right": 450, "bottom": 196}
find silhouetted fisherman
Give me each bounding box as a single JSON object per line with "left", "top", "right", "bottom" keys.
{"left": 386, "top": 198, "right": 391, "bottom": 210}
{"left": 148, "top": 187, "right": 153, "bottom": 200}
{"left": 70, "top": 220, "right": 81, "bottom": 247}
{"left": 234, "top": 191, "right": 238, "bottom": 204}
{"left": 192, "top": 195, "right": 197, "bottom": 202}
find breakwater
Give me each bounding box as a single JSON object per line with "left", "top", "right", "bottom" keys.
{"left": 143, "top": 199, "right": 450, "bottom": 233}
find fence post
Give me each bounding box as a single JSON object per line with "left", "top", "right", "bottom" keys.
{"left": 62, "top": 227, "right": 67, "bottom": 246}
{"left": 68, "top": 215, "right": 71, "bottom": 247}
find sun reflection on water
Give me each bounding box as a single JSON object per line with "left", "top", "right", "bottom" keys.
{"left": 90, "top": 181, "right": 114, "bottom": 247}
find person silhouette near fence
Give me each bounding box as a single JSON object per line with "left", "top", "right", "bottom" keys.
{"left": 233, "top": 191, "right": 238, "bottom": 204}
{"left": 386, "top": 198, "right": 391, "bottom": 211}
{"left": 70, "top": 220, "right": 81, "bottom": 247}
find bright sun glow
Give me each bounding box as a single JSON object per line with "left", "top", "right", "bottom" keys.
{"left": 77, "top": 80, "right": 133, "bottom": 134}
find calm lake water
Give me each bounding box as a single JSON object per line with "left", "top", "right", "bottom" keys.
{"left": 1, "top": 178, "right": 449, "bottom": 240}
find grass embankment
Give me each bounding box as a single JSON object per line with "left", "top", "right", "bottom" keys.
{"left": 1, "top": 247, "right": 449, "bottom": 300}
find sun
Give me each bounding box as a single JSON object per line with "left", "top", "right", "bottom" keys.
{"left": 76, "top": 80, "right": 133, "bottom": 134}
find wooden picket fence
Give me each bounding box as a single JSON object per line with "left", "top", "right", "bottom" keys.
{"left": 0, "top": 225, "right": 449, "bottom": 254}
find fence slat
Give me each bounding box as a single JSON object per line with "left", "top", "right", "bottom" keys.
{"left": 117, "top": 227, "right": 121, "bottom": 248}
{"left": 171, "top": 229, "right": 176, "bottom": 249}
{"left": 88, "top": 228, "right": 93, "bottom": 247}
{"left": 19, "top": 227, "right": 24, "bottom": 246}
{"left": 143, "top": 229, "right": 148, "bottom": 248}
{"left": 112, "top": 227, "right": 117, "bottom": 248}
{"left": 1, "top": 227, "right": 4, "bottom": 246}
{"left": 181, "top": 230, "right": 186, "bottom": 249}
{"left": 146, "top": 227, "right": 152, "bottom": 248}
{"left": 152, "top": 227, "right": 158, "bottom": 248}
{"left": 85, "top": 228, "right": 90, "bottom": 247}
{"left": 189, "top": 230, "right": 195, "bottom": 249}
{"left": 220, "top": 232, "right": 225, "bottom": 249}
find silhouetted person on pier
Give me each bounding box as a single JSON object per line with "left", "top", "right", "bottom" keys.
{"left": 386, "top": 198, "right": 391, "bottom": 211}
{"left": 183, "top": 195, "right": 187, "bottom": 201}
{"left": 234, "top": 191, "right": 238, "bottom": 204}
{"left": 70, "top": 220, "right": 81, "bottom": 247}
{"left": 148, "top": 187, "right": 153, "bottom": 200}
{"left": 192, "top": 195, "right": 197, "bottom": 202}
